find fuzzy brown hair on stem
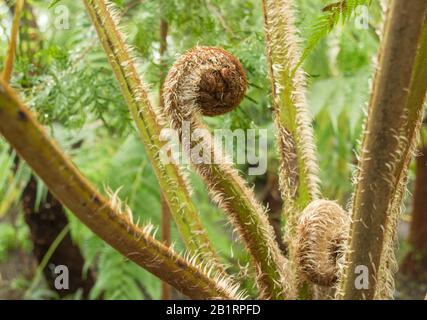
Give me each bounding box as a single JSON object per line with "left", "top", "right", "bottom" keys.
{"left": 375, "top": 16, "right": 427, "bottom": 300}
{"left": 163, "top": 46, "right": 294, "bottom": 299}
{"left": 337, "top": 0, "right": 427, "bottom": 300}
{"left": 261, "top": 0, "right": 321, "bottom": 298}
{"left": 295, "top": 200, "right": 350, "bottom": 287}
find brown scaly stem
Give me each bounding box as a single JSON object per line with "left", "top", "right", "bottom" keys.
{"left": 81, "top": 0, "right": 224, "bottom": 273}
{"left": 337, "top": 0, "right": 427, "bottom": 300}
{"left": 0, "top": 79, "right": 243, "bottom": 300}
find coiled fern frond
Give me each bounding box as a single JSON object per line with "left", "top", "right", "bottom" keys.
{"left": 296, "top": 200, "right": 350, "bottom": 287}
{"left": 162, "top": 46, "right": 294, "bottom": 300}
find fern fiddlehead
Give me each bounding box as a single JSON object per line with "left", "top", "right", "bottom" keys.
{"left": 162, "top": 46, "right": 294, "bottom": 299}
{"left": 295, "top": 200, "right": 350, "bottom": 287}
{"left": 164, "top": 47, "right": 246, "bottom": 119}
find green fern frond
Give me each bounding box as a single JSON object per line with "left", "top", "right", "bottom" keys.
{"left": 296, "top": 0, "right": 372, "bottom": 72}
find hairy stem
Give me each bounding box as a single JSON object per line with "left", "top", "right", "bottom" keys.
{"left": 261, "top": 0, "right": 320, "bottom": 296}
{"left": 0, "top": 79, "right": 241, "bottom": 300}
{"left": 375, "top": 16, "right": 427, "bottom": 299}
{"left": 199, "top": 148, "right": 293, "bottom": 299}
{"left": 262, "top": 0, "right": 320, "bottom": 215}
{"left": 2, "top": 0, "right": 24, "bottom": 82}
{"left": 82, "top": 0, "right": 223, "bottom": 271}
{"left": 338, "top": 0, "right": 427, "bottom": 300}
{"left": 159, "top": 11, "right": 172, "bottom": 300}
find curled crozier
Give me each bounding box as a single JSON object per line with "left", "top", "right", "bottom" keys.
{"left": 162, "top": 46, "right": 294, "bottom": 299}
{"left": 163, "top": 46, "right": 247, "bottom": 122}
{"left": 296, "top": 200, "right": 350, "bottom": 287}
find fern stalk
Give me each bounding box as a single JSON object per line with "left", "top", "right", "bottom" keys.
{"left": 0, "top": 79, "right": 242, "bottom": 300}
{"left": 338, "top": 0, "right": 427, "bottom": 300}
{"left": 81, "top": 0, "right": 223, "bottom": 271}
{"left": 2, "top": 0, "right": 24, "bottom": 82}
{"left": 159, "top": 9, "right": 172, "bottom": 300}
{"left": 375, "top": 16, "right": 427, "bottom": 299}
{"left": 200, "top": 151, "right": 292, "bottom": 299}
{"left": 261, "top": 0, "right": 320, "bottom": 296}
